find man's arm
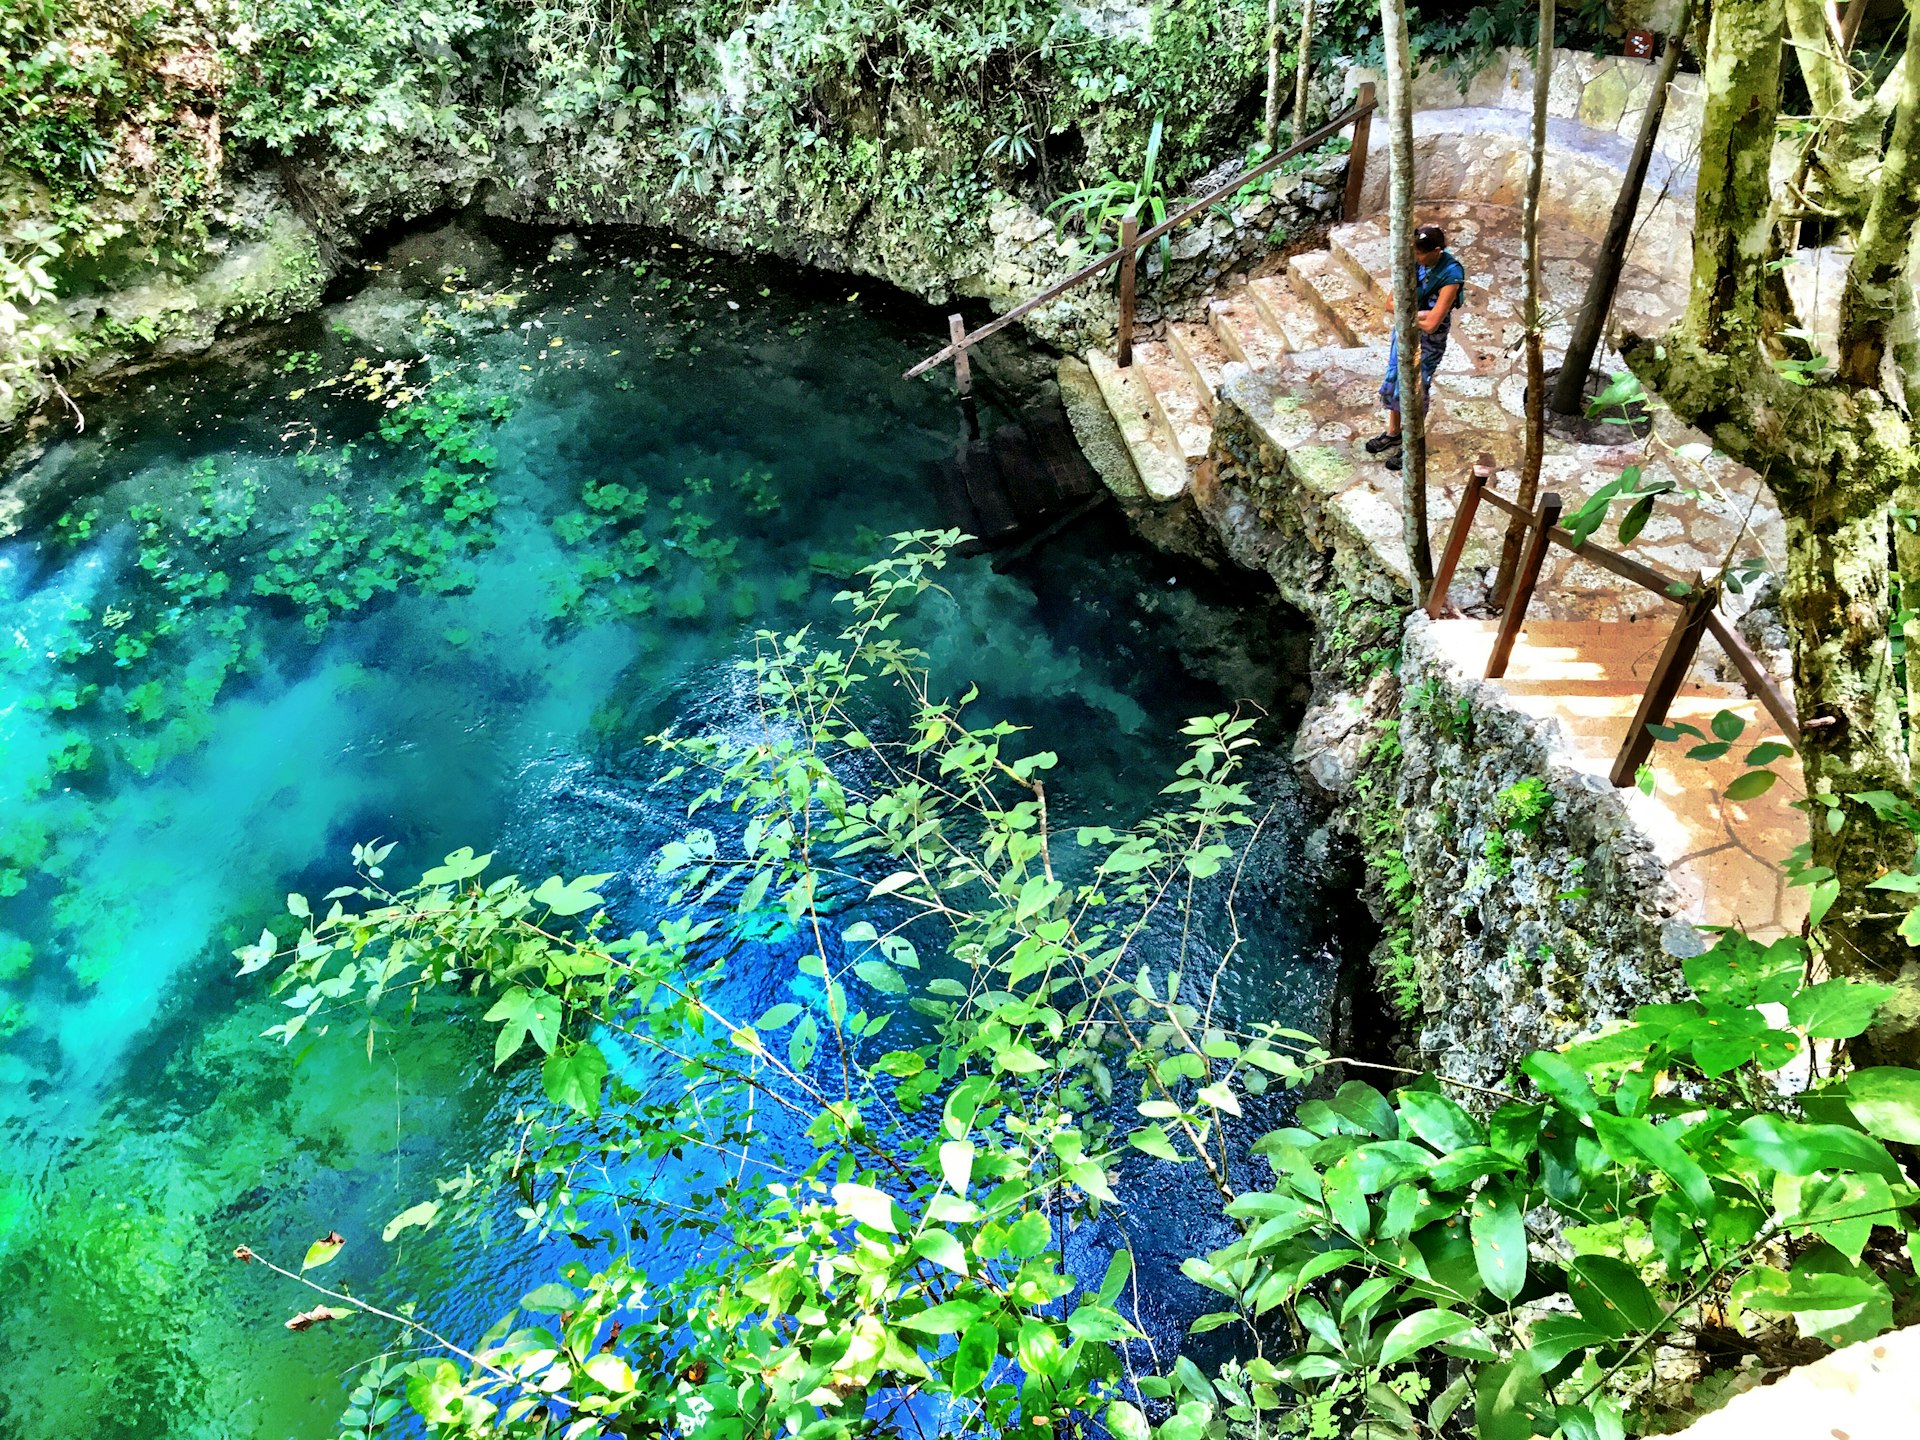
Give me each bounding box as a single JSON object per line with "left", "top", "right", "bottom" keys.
{"left": 1418, "top": 282, "right": 1461, "bottom": 334}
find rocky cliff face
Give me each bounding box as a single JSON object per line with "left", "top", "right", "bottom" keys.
{"left": 1076, "top": 376, "right": 1707, "bottom": 1092}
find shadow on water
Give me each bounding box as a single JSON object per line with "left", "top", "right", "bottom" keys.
{"left": 0, "top": 213, "right": 1356, "bottom": 1436}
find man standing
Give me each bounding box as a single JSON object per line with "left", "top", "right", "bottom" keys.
{"left": 1364, "top": 223, "right": 1465, "bottom": 472}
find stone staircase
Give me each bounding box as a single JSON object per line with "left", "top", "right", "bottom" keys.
{"left": 1077, "top": 198, "right": 1806, "bottom": 939}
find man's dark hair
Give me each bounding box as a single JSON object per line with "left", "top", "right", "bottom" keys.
{"left": 1413, "top": 224, "right": 1447, "bottom": 252}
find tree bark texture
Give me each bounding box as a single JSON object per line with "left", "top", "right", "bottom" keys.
{"left": 1494, "top": 0, "right": 1555, "bottom": 607}
{"left": 1382, "top": 0, "right": 1432, "bottom": 600}
{"left": 1292, "top": 0, "right": 1316, "bottom": 142}
{"left": 1837, "top": 2, "right": 1920, "bottom": 388}
{"left": 1679, "top": 0, "right": 1785, "bottom": 351}
{"left": 1265, "top": 0, "right": 1283, "bottom": 150}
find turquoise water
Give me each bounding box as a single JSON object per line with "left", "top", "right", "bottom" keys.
{"left": 0, "top": 221, "right": 1342, "bottom": 1436}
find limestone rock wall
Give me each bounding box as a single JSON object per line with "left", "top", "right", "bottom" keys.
{"left": 1115, "top": 384, "right": 1703, "bottom": 1091}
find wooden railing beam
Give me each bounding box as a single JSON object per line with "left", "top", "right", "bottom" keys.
{"left": 1117, "top": 215, "right": 1138, "bottom": 368}
{"left": 903, "top": 96, "right": 1379, "bottom": 380}
{"left": 1426, "top": 452, "right": 1495, "bottom": 618}
{"left": 1485, "top": 491, "right": 1561, "bottom": 679}
{"left": 1610, "top": 580, "right": 1716, "bottom": 787}
{"left": 1705, "top": 611, "right": 1801, "bottom": 746}
{"left": 948, "top": 313, "right": 971, "bottom": 398}
{"left": 1343, "top": 81, "right": 1375, "bottom": 221}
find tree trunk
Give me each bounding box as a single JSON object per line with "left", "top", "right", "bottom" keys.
{"left": 1551, "top": 0, "right": 1688, "bottom": 417}
{"left": 1678, "top": 0, "right": 1786, "bottom": 350}
{"left": 1382, "top": 0, "right": 1432, "bottom": 599}
{"left": 1265, "top": 0, "right": 1283, "bottom": 150}
{"left": 1494, "top": 0, "right": 1555, "bottom": 607}
{"left": 1837, "top": 8, "right": 1920, "bottom": 387}
{"left": 1293, "top": 0, "right": 1316, "bottom": 142}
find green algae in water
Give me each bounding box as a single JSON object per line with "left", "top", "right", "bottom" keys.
{"left": 0, "top": 221, "right": 1339, "bottom": 1437}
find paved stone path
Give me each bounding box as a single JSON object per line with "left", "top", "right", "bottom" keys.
{"left": 1086, "top": 198, "right": 1806, "bottom": 938}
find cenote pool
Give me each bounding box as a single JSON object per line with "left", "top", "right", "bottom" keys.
{"left": 0, "top": 220, "right": 1349, "bottom": 1437}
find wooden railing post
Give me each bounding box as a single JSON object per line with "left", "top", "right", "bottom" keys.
{"left": 1427, "top": 452, "right": 1494, "bottom": 619}
{"left": 1610, "top": 579, "right": 1716, "bottom": 788}
{"left": 1116, "top": 214, "right": 1139, "bottom": 369}
{"left": 1485, "top": 490, "right": 1561, "bottom": 679}
{"left": 1343, "top": 81, "right": 1375, "bottom": 220}
{"left": 948, "top": 313, "right": 971, "bottom": 398}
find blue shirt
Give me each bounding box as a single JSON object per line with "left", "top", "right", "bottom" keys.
{"left": 1417, "top": 251, "right": 1467, "bottom": 343}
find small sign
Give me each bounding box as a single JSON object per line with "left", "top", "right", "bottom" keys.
{"left": 1625, "top": 29, "right": 1656, "bottom": 59}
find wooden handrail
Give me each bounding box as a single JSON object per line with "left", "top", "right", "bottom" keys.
{"left": 1430, "top": 471, "right": 1802, "bottom": 780}
{"left": 903, "top": 90, "right": 1380, "bottom": 380}
{"left": 1477, "top": 488, "right": 1685, "bottom": 598}
{"left": 1705, "top": 611, "right": 1801, "bottom": 745}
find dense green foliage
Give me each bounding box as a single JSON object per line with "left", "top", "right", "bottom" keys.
{"left": 242, "top": 538, "right": 1919, "bottom": 1439}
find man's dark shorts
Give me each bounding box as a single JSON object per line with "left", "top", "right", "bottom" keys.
{"left": 1379, "top": 329, "right": 1448, "bottom": 414}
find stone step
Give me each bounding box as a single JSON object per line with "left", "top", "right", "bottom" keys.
{"left": 1209, "top": 294, "right": 1294, "bottom": 373}
{"left": 1288, "top": 250, "right": 1381, "bottom": 346}
{"left": 1086, "top": 349, "right": 1192, "bottom": 502}
{"left": 1166, "top": 321, "right": 1232, "bottom": 413}
{"left": 1127, "top": 339, "right": 1214, "bottom": 463}
{"left": 1246, "top": 274, "right": 1341, "bottom": 352}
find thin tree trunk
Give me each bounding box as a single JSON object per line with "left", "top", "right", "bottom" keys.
{"left": 1494, "top": 0, "right": 1555, "bottom": 607}
{"left": 1550, "top": 0, "right": 1688, "bottom": 416}
{"left": 1292, "top": 0, "right": 1316, "bottom": 141}
{"left": 1382, "top": 0, "right": 1432, "bottom": 599}
{"left": 1265, "top": 0, "right": 1283, "bottom": 150}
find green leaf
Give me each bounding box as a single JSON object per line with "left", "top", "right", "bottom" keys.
{"left": 519, "top": 1282, "right": 579, "bottom": 1313}
{"left": 1006, "top": 1209, "right": 1052, "bottom": 1259}
{"left": 1098, "top": 1248, "right": 1133, "bottom": 1303}
{"left": 1475, "top": 1354, "right": 1544, "bottom": 1440}
{"left": 1723, "top": 769, "right": 1776, "bottom": 801}
{"left": 539, "top": 1038, "right": 606, "bottom": 1116}
{"left": 1398, "top": 1090, "right": 1484, "bottom": 1152}
{"left": 854, "top": 959, "right": 907, "bottom": 994}
{"left": 1592, "top": 1112, "right": 1716, "bottom": 1215}
{"left": 1106, "top": 1400, "right": 1152, "bottom": 1440}
{"left": 1470, "top": 1179, "right": 1527, "bottom": 1302}
{"left": 1746, "top": 742, "right": 1794, "bottom": 765}
{"left": 1710, "top": 709, "right": 1746, "bottom": 742}
{"left": 1378, "top": 1308, "right": 1476, "bottom": 1366}
{"left": 382, "top": 1200, "right": 440, "bottom": 1243}
{"left": 1526, "top": 1314, "right": 1613, "bottom": 1371}
{"left": 912, "top": 1230, "right": 969, "bottom": 1276}
{"left": 1617, "top": 495, "right": 1654, "bottom": 544}
{"left": 584, "top": 1353, "right": 634, "bottom": 1392}
{"left": 530, "top": 872, "right": 611, "bottom": 916}
{"left": 1330, "top": 1081, "right": 1398, "bottom": 1137}
{"left": 301, "top": 1233, "right": 344, "bottom": 1271}
{"left": 1067, "top": 1302, "right": 1137, "bottom": 1342}
{"left": 901, "top": 1298, "right": 982, "bottom": 1334}
{"left": 951, "top": 1322, "right": 996, "bottom": 1394}
{"left": 755, "top": 1002, "right": 802, "bottom": 1030}
{"left": 1568, "top": 1255, "right": 1664, "bottom": 1338}
{"left": 483, "top": 987, "right": 563, "bottom": 1066}
{"left": 832, "top": 1182, "right": 901, "bottom": 1233}
{"left": 1787, "top": 979, "right": 1894, "bottom": 1040}
{"left": 1829, "top": 1067, "right": 1920, "bottom": 1143}
{"left": 1729, "top": 1115, "right": 1899, "bottom": 1180}
{"left": 1521, "top": 1051, "right": 1598, "bottom": 1116}
{"left": 939, "top": 1138, "right": 974, "bottom": 1195}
